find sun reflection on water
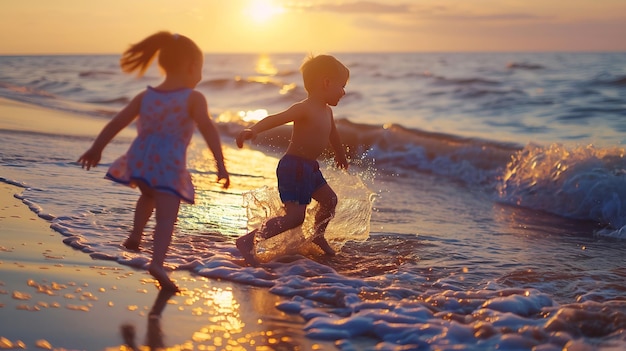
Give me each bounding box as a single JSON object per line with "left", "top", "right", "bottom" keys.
{"left": 254, "top": 53, "right": 278, "bottom": 76}
{"left": 109, "top": 279, "right": 330, "bottom": 350}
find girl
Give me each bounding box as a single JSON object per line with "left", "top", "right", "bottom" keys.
{"left": 78, "top": 31, "right": 230, "bottom": 292}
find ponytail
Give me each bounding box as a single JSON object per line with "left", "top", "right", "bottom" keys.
{"left": 119, "top": 31, "right": 201, "bottom": 77}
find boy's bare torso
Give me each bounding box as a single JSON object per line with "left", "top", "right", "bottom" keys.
{"left": 285, "top": 100, "right": 333, "bottom": 161}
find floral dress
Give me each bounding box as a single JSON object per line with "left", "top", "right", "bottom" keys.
{"left": 106, "top": 86, "right": 196, "bottom": 204}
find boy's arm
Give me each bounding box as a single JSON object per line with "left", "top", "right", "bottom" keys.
{"left": 329, "top": 113, "right": 349, "bottom": 169}
{"left": 236, "top": 103, "right": 304, "bottom": 148}
{"left": 78, "top": 92, "right": 143, "bottom": 170}
{"left": 189, "top": 91, "right": 230, "bottom": 188}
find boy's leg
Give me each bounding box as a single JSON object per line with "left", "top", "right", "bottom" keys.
{"left": 124, "top": 190, "right": 155, "bottom": 251}
{"left": 311, "top": 184, "right": 338, "bottom": 256}
{"left": 148, "top": 192, "right": 181, "bottom": 292}
{"left": 236, "top": 202, "right": 306, "bottom": 266}
{"left": 261, "top": 202, "right": 307, "bottom": 239}
{"left": 235, "top": 229, "right": 260, "bottom": 266}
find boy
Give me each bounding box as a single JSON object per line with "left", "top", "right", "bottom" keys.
{"left": 235, "top": 54, "right": 350, "bottom": 266}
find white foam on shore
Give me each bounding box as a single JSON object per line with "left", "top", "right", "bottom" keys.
{"left": 6, "top": 167, "right": 626, "bottom": 350}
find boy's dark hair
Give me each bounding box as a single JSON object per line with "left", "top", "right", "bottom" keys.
{"left": 300, "top": 54, "right": 349, "bottom": 92}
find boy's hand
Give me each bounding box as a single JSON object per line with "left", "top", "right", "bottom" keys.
{"left": 236, "top": 129, "right": 256, "bottom": 148}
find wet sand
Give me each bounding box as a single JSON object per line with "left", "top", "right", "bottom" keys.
{"left": 0, "top": 179, "right": 333, "bottom": 350}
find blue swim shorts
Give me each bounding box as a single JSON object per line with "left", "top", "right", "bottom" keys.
{"left": 276, "top": 154, "right": 327, "bottom": 205}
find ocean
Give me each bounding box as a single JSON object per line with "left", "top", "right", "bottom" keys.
{"left": 1, "top": 52, "right": 625, "bottom": 350}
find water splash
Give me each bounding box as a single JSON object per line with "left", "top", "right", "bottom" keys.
{"left": 243, "top": 168, "right": 376, "bottom": 262}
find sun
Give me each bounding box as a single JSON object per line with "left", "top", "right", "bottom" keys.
{"left": 245, "top": 0, "right": 285, "bottom": 24}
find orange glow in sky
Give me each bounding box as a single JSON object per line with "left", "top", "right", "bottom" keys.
{"left": 0, "top": 0, "right": 625, "bottom": 54}
{"left": 244, "top": 0, "right": 286, "bottom": 24}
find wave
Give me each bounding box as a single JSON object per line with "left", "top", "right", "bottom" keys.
{"left": 454, "top": 87, "right": 525, "bottom": 99}
{"left": 29, "top": 77, "right": 85, "bottom": 96}
{"left": 498, "top": 143, "right": 626, "bottom": 234}
{"left": 333, "top": 120, "right": 518, "bottom": 182}
{"left": 611, "top": 76, "right": 626, "bottom": 86}
{"left": 0, "top": 176, "right": 29, "bottom": 189}
{"left": 86, "top": 96, "right": 130, "bottom": 105}
{"left": 0, "top": 81, "right": 120, "bottom": 118}
{"left": 582, "top": 71, "right": 626, "bottom": 90}
{"left": 219, "top": 115, "right": 626, "bottom": 233}
{"left": 199, "top": 76, "right": 285, "bottom": 91}
{"left": 558, "top": 106, "right": 626, "bottom": 121}
{"left": 78, "top": 70, "right": 117, "bottom": 78}
{"left": 595, "top": 75, "right": 626, "bottom": 87}
{"left": 507, "top": 62, "right": 545, "bottom": 70}
{"left": 368, "top": 69, "right": 503, "bottom": 87}
{"left": 434, "top": 76, "right": 501, "bottom": 86}
{"left": 0, "top": 81, "right": 55, "bottom": 99}
{"left": 220, "top": 116, "right": 520, "bottom": 186}
{"left": 274, "top": 69, "right": 299, "bottom": 77}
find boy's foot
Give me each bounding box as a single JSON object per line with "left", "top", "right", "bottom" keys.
{"left": 148, "top": 265, "right": 180, "bottom": 293}
{"left": 236, "top": 230, "right": 260, "bottom": 267}
{"left": 313, "top": 236, "right": 336, "bottom": 256}
{"left": 123, "top": 237, "right": 141, "bottom": 252}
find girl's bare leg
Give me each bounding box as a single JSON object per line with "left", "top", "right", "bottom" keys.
{"left": 124, "top": 190, "right": 155, "bottom": 251}
{"left": 148, "top": 192, "right": 180, "bottom": 292}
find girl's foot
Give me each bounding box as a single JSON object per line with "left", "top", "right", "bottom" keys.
{"left": 148, "top": 265, "right": 180, "bottom": 293}
{"left": 120, "top": 324, "right": 137, "bottom": 350}
{"left": 148, "top": 288, "right": 177, "bottom": 318}
{"left": 313, "top": 236, "right": 336, "bottom": 256}
{"left": 123, "top": 235, "right": 142, "bottom": 251}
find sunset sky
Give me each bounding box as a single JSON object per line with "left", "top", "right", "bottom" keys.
{"left": 1, "top": 0, "right": 625, "bottom": 55}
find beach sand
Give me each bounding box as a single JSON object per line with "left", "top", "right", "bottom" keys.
{"left": 0, "top": 184, "right": 335, "bottom": 350}
{"left": 0, "top": 98, "right": 334, "bottom": 350}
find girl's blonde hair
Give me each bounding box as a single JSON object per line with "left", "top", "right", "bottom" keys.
{"left": 120, "top": 31, "right": 202, "bottom": 77}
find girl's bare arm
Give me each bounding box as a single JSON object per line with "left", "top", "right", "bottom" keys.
{"left": 78, "top": 92, "right": 143, "bottom": 170}
{"left": 189, "top": 91, "right": 230, "bottom": 188}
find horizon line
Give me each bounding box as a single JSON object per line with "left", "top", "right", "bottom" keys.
{"left": 1, "top": 49, "right": 625, "bottom": 56}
